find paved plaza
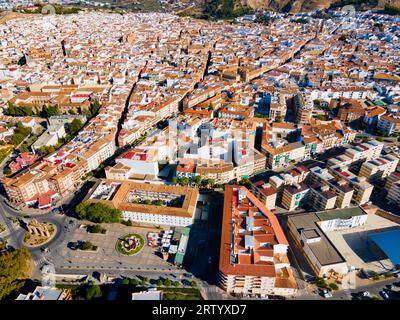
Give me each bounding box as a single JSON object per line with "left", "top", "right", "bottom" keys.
{"left": 53, "top": 223, "right": 179, "bottom": 273}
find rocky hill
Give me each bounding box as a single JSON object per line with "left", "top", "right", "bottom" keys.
{"left": 239, "top": 0, "right": 400, "bottom": 12}
{"left": 209, "top": 0, "right": 400, "bottom": 13}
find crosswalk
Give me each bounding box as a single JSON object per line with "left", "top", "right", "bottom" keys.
{"left": 33, "top": 255, "right": 52, "bottom": 267}
{"left": 33, "top": 257, "right": 46, "bottom": 266}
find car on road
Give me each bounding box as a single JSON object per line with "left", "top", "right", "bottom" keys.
{"left": 183, "top": 273, "right": 193, "bottom": 278}
{"left": 380, "top": 290, "right": 389, "bottom": 300}
{"left": 40, "top": 247, "right": 50, "bottom": 253}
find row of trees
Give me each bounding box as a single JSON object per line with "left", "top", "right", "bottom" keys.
{"left": 76, "top": 202, "right": 122, "bottom": 223}
{"left": 6, "top": 101, "right": 100, "bottom": 120}
{"left": 0, "top": 248, "right": 32, "bottom": 300}
{"left": 172, "top": 176, "right": 216, "bottom": 188}
{"left": 6, "top": 103, "right": 33, "bottom": 116}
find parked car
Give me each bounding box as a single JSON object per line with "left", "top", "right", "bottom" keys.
{"left": 319, "top": 288, "right": 332, "bottom": 298}
{"left": 380, "top": 291, "right": 389, "bottom": 300}
{"left": 361, "top": 291, "right": 370, "bottom": 297}
{"left": 67, "top": 242, "right": 78, "bottom": 250}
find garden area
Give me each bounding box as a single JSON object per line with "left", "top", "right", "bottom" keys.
{"left": 116, "top": 234, "right": 144, "bottom": 256}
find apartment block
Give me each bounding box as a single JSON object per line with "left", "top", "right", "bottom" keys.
{"left": 219, "top": 186, "right": 297, "bottom": 297}
{"left": 359, "top": 154, "right": 399, "bottom": 182}
{"left": 281, "top": 183, "right": 310, "bottom": 211}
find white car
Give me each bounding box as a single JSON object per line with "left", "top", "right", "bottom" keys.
{"left": 380, "top": 291, "right": 389, "bottom": 300}
{"left": 361, "top": 291, "right": 370, "bottom": 297}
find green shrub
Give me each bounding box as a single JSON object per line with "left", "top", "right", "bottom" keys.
{"left": 329, "top": 283, "right": 339, "bottom": 291}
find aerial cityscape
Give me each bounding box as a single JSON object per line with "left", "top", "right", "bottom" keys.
{"left": 0, "top": 0, "right": 400, "bottom": 306}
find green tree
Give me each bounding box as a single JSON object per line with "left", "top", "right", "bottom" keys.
{"left": 70, "top": 118, "right": 83, "bottom": 134}
{"left": 193, "top": 175, "right": 202, "bottom": 186}
{"left": 239, "top": 178, "right": 252, "bottom": 189}
{"left": 78, "top": 241, "right": 95, "bottom": 251}
{"left": 329, "top": 283, "right": 339, "bottom": 291}
{"left": 85, "top": 284, "right": 102, "bottom": 300}
{"left": 153, "top": 200, "right": 165, "bottom": 206}
{"left": 178, "top": 177, "right": 189, "bottom": 186}
{"left": 316, "top": 277, "right": 327, "bottom": 288}
{"left": 87, "top": 224, "right": 106, "bottom": 234}
{"left": 76, "top": 202, "right": 122, "bottom": 223}
{"left": 73, "top": 283, "right": 102, "bottom": 300}
{"left": 10, "top": 133, "right": 25, "bottom": 146}
{"left": 172, "top": 177, "right": 178, "bottom": 185}
{"left": 156, "top": 279, "right": 163, "bottom": 286}
{"left": 6, "top": 102, "right": 33, "bottom": 116}
{"left": 130, "top": 278, "right": 139, "bottom": 286}
{"left": 40, "top": 106, "right": 60, "bottom": 118}
{"left": 163, "top": 278, "right": 171, "bottom": 287}
{"left": 0, "top": 247, "right": 32, "bottom": 300}
{"left": 90, "top": 101, "right": 101, "bottom": 117}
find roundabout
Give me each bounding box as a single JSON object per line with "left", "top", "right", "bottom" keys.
{"left": 116, "top": 233, "right": 144, "bottom": 256}
{"left": 22, "top": 220, "right": 57, "bottom": 248}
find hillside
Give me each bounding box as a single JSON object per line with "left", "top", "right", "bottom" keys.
{"left": 180, "top": 0, "right": 400, "bottom": 17}
{"left": 240, "top": 0, "right": 400, "bottom": 12}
